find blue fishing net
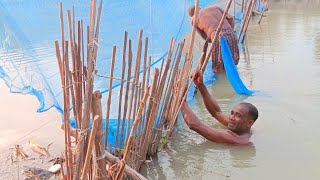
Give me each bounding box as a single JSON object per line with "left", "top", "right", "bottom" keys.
{"left": 0, "top": 0, "right": 262, "bottom": 147}
{"left": 221, "top": 36, "right": 253, "bottom": 95}
{"left": 0, "top": 0, "right": 216, "bottom": 114}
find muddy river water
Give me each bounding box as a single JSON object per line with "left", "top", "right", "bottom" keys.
{"left": 141, "top": 1, "right": 320, "bottom": 179}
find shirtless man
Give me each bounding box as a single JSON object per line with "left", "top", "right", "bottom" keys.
{"left": 180, "top": 70, "right": 258, "bottom": 144}
{"left": 189, "top": 5, "right": 240, "bottom": 73}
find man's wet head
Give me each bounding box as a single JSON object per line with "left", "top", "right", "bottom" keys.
{"left": 228, "top": 102, "right": 258, "bottom": 134}
{"left": 188, "top": 5, "right": 196, "bottom": 17}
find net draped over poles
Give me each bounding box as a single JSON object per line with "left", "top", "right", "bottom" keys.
{"left": 0, "top": 0, "right": 264, "bottom": 147}
{"left": 0, "top": 0, "right": 217, "bottom": 113}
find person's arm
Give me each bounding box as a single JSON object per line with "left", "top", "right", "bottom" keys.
{"left": 196, "top": 28, "right": 211, "bottom": 42}
{"left": 217, "top": 7, "right": 235, "bottom": 29}
{"left": 181, "top": 102, "right": 247, "bottom": 144}
{"left": 192, "top": 70, "right": 229, "bottom": 126}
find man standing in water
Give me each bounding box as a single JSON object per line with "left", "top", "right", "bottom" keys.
{"left": 188, "top": 5, "right": 240, "bottom": 73}
{"left": 180, "top": 70, "right": 258, "bottom": 144}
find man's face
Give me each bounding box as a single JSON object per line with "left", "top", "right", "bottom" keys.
{"left": 228, "top": 105, "right": 253, "bottom": 134}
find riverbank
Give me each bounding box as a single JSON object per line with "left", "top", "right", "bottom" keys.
{"left": 0, "top": 81, "right": 64, "bottom": 179}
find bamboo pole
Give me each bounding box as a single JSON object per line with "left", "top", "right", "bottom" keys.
{"left": 140, "top": 69, "right": 159, "bottom": 160}
{"left": 67, "top": 10, "right": 78, "bottom": 127}
{"left": 105, "top": 46, "right": 117, "bottom": 148}
{"left": 242, "top": 0, "right": 245, "bottom": 12}
{"left": 241, "top": 0, "right": 256, "bottom": 43}
{"left": 115, "top": 31, "right": 127, "bottom": 155}
{"left": 91, "top": 91, "right": 107, "bottom": 179}
{"left": 239, "top": 0, "right": 255, "bottom": 41}
{"left": 234, "top": 0, "right": 236, "bottom": 19}
{"left": 103, "top": 150, "right": 147, "bottom": 180}
{"left": 75, "top": 2, "right": 102, "bottom": 178}
{"left": 120, "top": 39, "right": 133, "bottom": 149}
{"left": 81, "top": 115, "right": 100, "bottom": 180}
{"left": 187, "top": 0, "right": 200, "bottom": 61}
{"left": 125, "top": 30, "right": 143, "bottom": 145}
{"left": 142, "top": 37, "right": 148, "bottom": 94}
{"left": 116, "top": 87, "right": 150, "bottom": 180}
{"left": 59, "top": 2, "right": 65, "bottom": 72}
{"left": 258, "top": 0, "right": 269, "bottom": 24}
{"left": 77, "top": 20, "right": 83, "bottom": 131}
{"left": 63, "top": 41, "right": 74, "bottom": 180}
{"left": 158, "top": 58, "right": 165, "bottom": 83}
{"left": 146, "top": 56, "right": 152, "bottom": 88}
{"left": 132, "top": 81, "right": 139, "bottom": 128}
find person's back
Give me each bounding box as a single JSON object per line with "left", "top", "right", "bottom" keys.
{"left": 196, "top": 6, "right": 232, "bottom": 39}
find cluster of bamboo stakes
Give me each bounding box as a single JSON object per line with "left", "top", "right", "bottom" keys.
{"left": 53, "top": 0, "right": 268, "bottom": 179}
{"left": 238, "top": 0, "right": 269, "bottom": 42}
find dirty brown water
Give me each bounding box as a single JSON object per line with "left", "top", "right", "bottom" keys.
{"left": 141, "top": 1, "right": 320, "bottom": 180}
{"left": 1, "top": 0, "right": 320, "bottom": 179}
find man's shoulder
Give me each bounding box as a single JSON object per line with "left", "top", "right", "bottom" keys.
{"left": 225, "top": 130, "right": 251, "bottom": 144}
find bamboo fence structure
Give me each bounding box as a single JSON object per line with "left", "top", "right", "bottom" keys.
{"left": 54, "top": 0, "right": 200, "bottom": 179}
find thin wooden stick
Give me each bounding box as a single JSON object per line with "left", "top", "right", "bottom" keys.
{"left": 132, "top": 81, "right": 139, "bottom": 127}
{"left": 105, "top": 46, "right": 117, "bottom": 147}
{"left": 140, "top": 69, "right": 159, "bottom": 160}
{"left": 142, "top": 37, "right": 148, "bottom": 94}
{"left": 116, "top": 87, "right": 150, "bottom": 180}
{"left": 63, "top": 41, "right": 73, "bottom": 180}
{"left": 59, "top": 2, "right": 65, "bottom": 70}
{"left": 242, "top": 0, "right": 245, "bottom": 12}
{"left": 81, "top": 115, "right": 100, "bottom": 180}
{"left": 234, "top": 0, "right": 236, "bottom": 19}
{"left": 81, "top": 20, "right": 85, "bottom": 104}
{"left": 115, "top": 32, "right": 127, "bottom": 153}
{"left": 125, "top": 30, "right": 143, "bottom": 145}
{"left": 239, "top": 0, "right": 255, "bottom": 40}
{"left": 241, "top": 0, "right": 256, "bottom": 43}
{"left": 158, "top": 58, "right": 165, "bottom": 84}
{"left": 77, "top": 20, "right": 83, "bottom": 131}
{"left": 120, "top": 40, "right": 133, "bottom": 149}
{"left": 102, "top": 150, "right": 147, "bottom": 180}
{"left": 187, "top": 0, "right": 200, "bottom": 61}
{"left": 146, "top": 56, "right": 152, "bottom": 88}
{"left": 258, "top": 0, "right": 269, "bottom": 24}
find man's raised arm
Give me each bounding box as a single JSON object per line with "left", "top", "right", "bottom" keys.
{"left": 181, "top": 102, "right": 246, "bottom": 144}
{"left": 192, "top": 70, "right": 229, "bottom": 126}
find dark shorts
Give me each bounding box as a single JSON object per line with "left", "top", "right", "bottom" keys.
{"left": 211, "top": 28, "right": 240, "bottom": 73}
